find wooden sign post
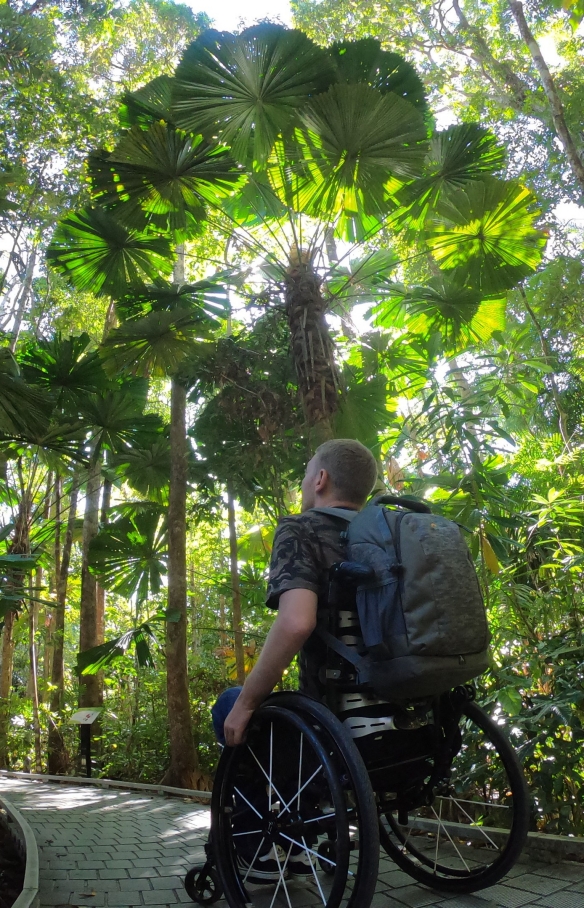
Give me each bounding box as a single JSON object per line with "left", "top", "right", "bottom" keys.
{"left": 70, "top": 709, "right": 102, "bottom": 777}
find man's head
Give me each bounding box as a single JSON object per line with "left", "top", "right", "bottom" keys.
{"left": 301, "top": 439, "right": 378, "bottom": 512}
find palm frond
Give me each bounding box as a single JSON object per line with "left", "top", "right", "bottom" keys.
{"left": 427, "top": 178, "right": 547, "bottom": 293}
{"left": 47, "top": 207, "right": 174, "bottom": 296}
{"left": 330, "top": 38, "right": 427, "bottom": 110}
{"left": 173, "top": 24, "right": 336, "bottom": 167}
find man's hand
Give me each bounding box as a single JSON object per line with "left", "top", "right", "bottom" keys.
{"left": 223, "top": 698, "right": 255, "bottom": 747}
{"left": 221, "top": 589, "right": 318, "bottom": 747}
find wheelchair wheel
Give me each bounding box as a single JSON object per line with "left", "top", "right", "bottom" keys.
{"left": 213, "top": 702, "right": 377, "bottom": 908}
{"left": 380, "top": 698, "right": 530, "bottom": 893}
{"left": 184, "top": 864, "right": 222, "bottom": 904}
{"left": 268, "top": 692, "right": 380, "bottom": 908}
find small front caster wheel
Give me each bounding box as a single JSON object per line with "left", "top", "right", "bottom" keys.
{"left": 317, "top": 839, "right": 337, "bottom": 876}
{"left": 184, "top": 864, "right": 222, "bottom": 904}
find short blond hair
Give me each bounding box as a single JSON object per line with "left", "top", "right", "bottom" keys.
{"left": 314, "top": 439, "right": 377, "bottom": 506}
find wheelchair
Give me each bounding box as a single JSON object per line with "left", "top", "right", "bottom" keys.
{"left": 185, "top": 562, "right": 530, "bottom": 907}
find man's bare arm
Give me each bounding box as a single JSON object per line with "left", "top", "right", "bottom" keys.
{"left": 222, "top": 588, "right": 318, "bottom": 747}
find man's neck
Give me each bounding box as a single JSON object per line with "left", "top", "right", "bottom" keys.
{"left": 312, "top": 497, "right": 360, "bottom": 511}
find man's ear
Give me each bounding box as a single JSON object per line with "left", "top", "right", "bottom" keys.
{"left": 314, "top": 468, "right": 329, "bottom": 493}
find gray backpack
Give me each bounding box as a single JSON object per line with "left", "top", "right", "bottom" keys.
{"left": 315, "top": 495, "right": 490, "bottom": 700}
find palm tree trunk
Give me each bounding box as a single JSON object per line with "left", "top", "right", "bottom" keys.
{"left": 161, "top": 377, "right": 200, "bottom": 788}
{"left": 48, "top": 477, "right": 79, "bottom": 774}
{"left": 285, "top": 259, "right": 339, "bottom": 447}
{"left": 509, "top": 1, "right": 584, "bottom": 199}
{"left": 79, "top": 456, "right": 102, "bottom": 710}
{"left": 227, "top": 483, "right": 245, "bottom": 685}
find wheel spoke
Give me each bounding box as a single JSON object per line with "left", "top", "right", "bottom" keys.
{"left": 435, "top": 795, "right": 509, "bottom": 809}
{"left": 433, "top": 796, "right": 442, "bottom": 874}
{"left": 297, "top": 732, "right": 304, "bottom": 811}
{"left": 277, "top": 764, "right": 323, "bottom": 818}
{"left": 449, "top": 797, "right": 500, "bottom": 849}
{"left": 303, "top": 835, "right": 327, "bottom": 905}
{"left": 232, "top": 829, "right": 263, "bottom": 837}
{"left": 242, "top": 835, "right": 267, "bottom": 885}
{"left": 303, "top": 813, "right": 336, "bottom": 824}
{"left": 233, "top": 785, "right": 263, "bottom": 821}
{"left": 268, "top": 842, "right": 293, "bottom": 908}
{"left": 279, "top": 833, "right": 354, "bottom": 877}
{"left": 247, "top": 744, "right": 287, "bottom": 809}
{"left": 431, "top": 805, "right": 471, "bottom": 872}
{"left": 269, "top": 722, "right": 273, "bottom": 813}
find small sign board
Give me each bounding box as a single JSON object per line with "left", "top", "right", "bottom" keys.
{"left": 70, "top": 708, "right": 102, "bottom": 725}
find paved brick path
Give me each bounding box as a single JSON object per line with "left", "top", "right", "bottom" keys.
{"left": 1, "top": 776, "right": 583, "bottom": 908}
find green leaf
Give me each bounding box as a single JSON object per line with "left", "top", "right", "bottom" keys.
{"left": 0, "top": 348, "right": 51, "bottom": 438}
{"left": 334, "top": 372, "right": 388, "bottom": 449}
{"left": 77, "top": 625, "right": 157, "bottom": 675}
{"left": 372, "top": 277, "right": 506, "bottom": 346}
{"left": 47, "top": 207, "right": 174, "bottom": 297}
{"left": 100, "top": 309, "right": 215, "bottom": 378}
{"left": 115, "top": 277, "right": 229, "bottom": 323}
{"left": 270, "top": 82, "right": 428, "bottom": 238}
{"left": 498, "top": 686, "right": 523, "bottom": 716}
{"left": 394, "top": 124, "right": 507, "bottom": 233}
{"left": 173, "top": 24, "right": 336, "bottom": 167}
{"left": 88, "top": 509, "right": 167, "bottom": 602}
{"left": 119, "top": 75, "right": 176, "bottom": 129}
{"left": 18, "top": 333, "right": 109, "bottom": 411}
{"left": 90, "top": 122, "right": 243, "bottom": 236}
{"left": 329, "top": 38, "right": 427, "bottom": 110}
{"left": 427, "top": 178, "right": 547, "bottom": 293}
{"left": 111, "top": 439, "right": 171, "bottom": 504}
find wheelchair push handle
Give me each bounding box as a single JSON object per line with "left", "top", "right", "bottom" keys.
{"left": 330, "top": 561, "right": 375, "bottom": 584}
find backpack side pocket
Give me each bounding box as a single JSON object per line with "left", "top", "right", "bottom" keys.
{"left": 356, "top": 579, "right": 407, "bottom": 660}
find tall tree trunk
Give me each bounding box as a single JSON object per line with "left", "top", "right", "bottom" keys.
{"left": 519, "top": 286, "right": 571, "bottom": 450}
{"left": 452, "top": 0, "right": 529, "bottom": 112}
{"left": 79, "top": 457, "right": 102, "bottom": 710}
{"left": 48, "top": 478, "right": 79, "bottom": 774}
{"left": 96, "top": 474, "right": 111, "bottom": 662}
{"left": 227, "top": 483, "right": 245, "bottom": 686}
{"left": 509, "top": 1, "right": 584, "bottom": 199}
{"left": 0, "top": 610, "right": 16, "bottom": 768}
{"left": 285, "top": 258, "right": 339, "bottom": 447}
{"left": 9, "top": 247, "right": 37, "bottom": 353}
{"left": 161, "top": 377, "right": 200, "bottom": 788}
{"left": 42, "top": 472, "right": 59, "bottom": 691}
{"left": 188, "top": 564, "right": 198, "bottom": 658}
{"left": 0, "top": 491, "right": 31, "bottom": 768}
{"left": 28, "top": 569, "right": 42, "bottom": 772}
{"left": 219, "top": 595, "right": 227, "bottom": 646}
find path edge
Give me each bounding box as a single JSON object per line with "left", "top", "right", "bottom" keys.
{"left": 0, "top": 768, "right": 211, "bottom": 801}
{"left": 0, "top": 794, "right": 40, "bottom": 908}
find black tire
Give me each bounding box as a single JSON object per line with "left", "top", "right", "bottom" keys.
{"left": 184, "top": 865, "right": 222, "bottom": 904}
{"left": 268, "top": 692, "right": 380, "bottom": 908}
{"left": 380, "top": 699, "right": 530, "bottom": 893}
{"left": 213, "top": 705, "right": 354, "bottom": 908}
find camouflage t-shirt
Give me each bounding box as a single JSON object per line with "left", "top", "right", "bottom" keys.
{"left": 266, "top": 509, "right": 355, "bottom": 699}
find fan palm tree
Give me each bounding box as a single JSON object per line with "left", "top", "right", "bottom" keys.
{"left": 168, "top": 25, "right": 545, "bottom": 441}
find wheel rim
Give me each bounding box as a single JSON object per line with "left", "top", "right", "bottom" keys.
{"left": 215, "top": 706, "right": 356, "bottom": 907}
{"left": 382, "top": 701, "right": 528, "bottom": 884}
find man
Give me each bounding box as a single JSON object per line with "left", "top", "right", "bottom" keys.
{"left": 220, "top": 438, "right": 378, "bottom": 747}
